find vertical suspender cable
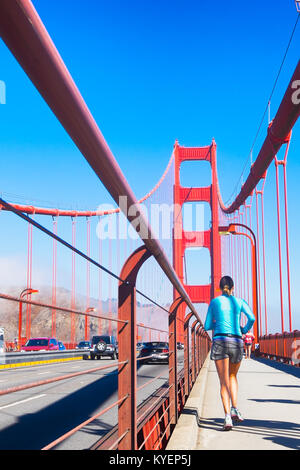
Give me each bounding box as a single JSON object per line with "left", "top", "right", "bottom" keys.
{"left": 26, "top": 216, "right": 33, "bottom": 340}
{"left": 260, "top": 191, "right": 268, "bottom": 335}
{"left": 85, "top": 217, "right": 91, "bottom": 340}
{"left": 244, "top": 204, "right": 250, "bottom": 304}
{"left": 241, "top": 210, "right": 246, "bottom": 302}
{"left": 247, "top": 199, "right": 254, "bottom": 310}
{"left": 108, "top": 214, "right": 112, "bottom": 336}
{"left": 238, "top": 211, "right": 242, "bottom": 297}
{"left": 255, "top": 190, "right": 262, "bottom": 336}
{"left": 52, "top": 216, "right": 58, "bottom": 338}
{"left": 71, "top": 217, "right": 77, "bottom": 345}
{"left": 274, "top": 158, "right": 285, "bottom": 333}
{"left": 98, "top": 216, "right": 103, "bottom": 335}
{"left": 282, "top": 159, "right": 292, "bottom": 331}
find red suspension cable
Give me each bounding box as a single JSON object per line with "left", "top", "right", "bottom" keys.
{"left": 71, "top": 217, "right": 77, "bottom": 345}
{"left": 26, "top": 218, "right": 33, "bottom": 340}
{"left": 255, "top": 189, "right": 262, "bottom": 335}
{"left": 282, "top": 160, "right": 292, "bottom": 332}
{"left": 85, "top": 217, "right": 91, "bottom": 341}
{"left": 52, "top": 217, "right": 58, "bottom": 337}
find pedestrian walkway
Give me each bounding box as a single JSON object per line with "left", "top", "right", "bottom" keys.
{"left": 167, "top": 356, "right": 300, "bottom": 450}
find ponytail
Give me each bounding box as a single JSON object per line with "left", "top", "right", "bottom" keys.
{"left": 219, "top": 276, "right": 234, "bottom": 296}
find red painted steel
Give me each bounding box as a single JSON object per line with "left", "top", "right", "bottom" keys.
{"left": 118, "top": 245, "right": 152, "bottom": 450}
{"left": 3, "top": 0, "right": 300, "bottom": 452}
{"left": 217, "top": 61, "right": 300, "bottom": 214}
{"left": 168, "top": 297, "right": 185, "bottom": 425}
{"left": 0, "top": 1, "right": 201, "bottom": 325}
{"left": 255, "top": 190, "right": 262, "bottom": 334}
{"left": 51, "top": 217, "right": 58, "bottom": 337}
{"left": 220, "top": 223, "right": 259, "bottom": 342}
{"left": 259, "top": 190, "right": 268, "bottom": 335}
{"left": 173, "top": 140, "right": 221, "bottom": 338}
{"left": 274, "top": 159, "right": 285, "bottom": 333}
{"left": 273, "top": 139, "right": 293, "bottom": 332}
{"left": 259, "top": 330, "right": 300, "bottom": 366}
{"left": 282, "top": 160, "right": 293, "bottom": 332}
{"left": 191, "top": 320, "right": 199, "bottom": 384}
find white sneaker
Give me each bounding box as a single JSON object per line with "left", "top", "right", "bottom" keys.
{"left": 231, "top": 407, "right": 244, "bottom": 422}
{"left": 223, "top": 414, "right": 233, "bottom": 431}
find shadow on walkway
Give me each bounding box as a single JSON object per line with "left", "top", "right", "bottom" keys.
{"left": 196, "top": 416, "right": 300, "bottom": 450}
{"left": 253, "top": 356, "right": 300, "bottom": 379}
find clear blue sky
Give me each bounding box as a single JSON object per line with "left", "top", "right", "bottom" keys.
{"left": 0, "top": 0, "right": 299, "bottom": 334}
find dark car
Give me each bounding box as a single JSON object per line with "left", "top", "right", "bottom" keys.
{"left": 139, "top": 342, "right": 169, "bottom": 364}
{"left": 76, "top": 341, "right": 91, "bottom": 350}
{"left": 90, "top": 335, "right": 118, "bottom": 360}
{"left": 177, "top": 342, "right": 184, "bottom": 350}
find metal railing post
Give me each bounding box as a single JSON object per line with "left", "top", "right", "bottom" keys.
{"left": 191, "top": 320, "right": 198, "bottom": 385}
{"left": 168, "top": 297, "right": 185, "bottom": 426}
{"left": 184, "top": 312, "right": 193, "bottom": 397}
{"left": 196, "top": 324, "right": 201, "bottom": 375}
{"left": 118, "top": 245, "right": 152, "bottom": 450}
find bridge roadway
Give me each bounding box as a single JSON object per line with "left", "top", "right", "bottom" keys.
{"left": 0, "top": 351, "right": 184, "bottom": 450}
{"left": 167, "top": 355, "right": 300, "bottom": 450}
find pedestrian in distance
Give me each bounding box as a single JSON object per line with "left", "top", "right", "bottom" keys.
{"left": 204, "top": 276, "right": 255, "bottom": 431}
{"left": 243, "top": 331, "right": 255, "bottom": 359}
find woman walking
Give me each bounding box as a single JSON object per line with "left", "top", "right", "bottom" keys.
{"left": 243, "top": 331, "right": 255, "bottom": 359}
{"left": 204, "top": 276, "right": 255, "bottom": 431}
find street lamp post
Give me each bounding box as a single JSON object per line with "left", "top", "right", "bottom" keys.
{"left": 18, "top": 288, "right": 39, "bottom": 349}
{"left": 219, "top": 223, "right": 259, "bottom": 343}
{"left": 85, "top": 307, "right": 96, "bottom": 341}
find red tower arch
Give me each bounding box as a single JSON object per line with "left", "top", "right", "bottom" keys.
{"left": 173, "top": 139, "right": 222, "bottom": 334}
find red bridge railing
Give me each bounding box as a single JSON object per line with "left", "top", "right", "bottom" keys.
{"left": 259, "top": 331, "right": 300, "bottom": 366}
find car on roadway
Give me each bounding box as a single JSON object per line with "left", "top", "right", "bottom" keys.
{"left": 136, "top": 342, "right": 145, "bottom": 357}
{"left": 58, "top": 341, "right": 66, "bottom": 351}
{"left": 89, "top": 335, "right": 118, "bottom": 360}
{"left": 139, "top": 342, "right": 169, "bottom": 364}
{"left": 75, "top": 341, "right": 91, "bottom": 350}
{"left": 177, "top": 342, "right": 184, "bottom": 350}
{"left": 21, "top": 337, "right": 60, "bottom": 352}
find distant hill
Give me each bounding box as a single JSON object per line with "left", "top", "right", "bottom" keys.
{"left": 0, "top": 285, "right": 169, "bottom": 343}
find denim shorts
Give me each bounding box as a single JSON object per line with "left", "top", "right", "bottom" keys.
{"left": 210, "top": 339, "right": 244, "bottom": 364}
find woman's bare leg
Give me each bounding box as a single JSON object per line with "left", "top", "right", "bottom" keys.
{"left": 229, "top": 361, "right": 241, "bottom": 409}
{"left": 215, "top": 358, "right": 231, "bottom": 415}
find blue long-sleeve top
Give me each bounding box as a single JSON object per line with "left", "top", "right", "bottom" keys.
{"left": 204, "top": 294, "right": 255, "bottom": 338}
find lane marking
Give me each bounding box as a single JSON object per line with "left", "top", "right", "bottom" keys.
{"left": 0, "top": 356, "right": 83, "bottom": 370}
{"left": 0, "top": 394, "right": 46, "bottom": 410}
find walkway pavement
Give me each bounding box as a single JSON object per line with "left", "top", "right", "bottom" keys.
{"left": 167, "top": 356, "right": 300, "bottom": 450}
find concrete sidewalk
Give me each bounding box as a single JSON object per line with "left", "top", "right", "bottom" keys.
{"left": 168, "top": 356, "right": 300, "bottom": 450}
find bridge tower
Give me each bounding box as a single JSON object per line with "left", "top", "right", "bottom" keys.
{"left": 173, "top": 139, "right": 222, "bottom": 335}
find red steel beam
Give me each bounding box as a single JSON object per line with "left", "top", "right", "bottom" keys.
{"left": 0, "top": 0, "right": 200, "bottom": 323}
{"left": 218, "top": 60, "right": 300, "bottom": 214}
{"left": 118, "top": 245, "right": 152, "bottom": 450}
{"left": 168, "top": 297, "right": 185, "bottom": 425}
